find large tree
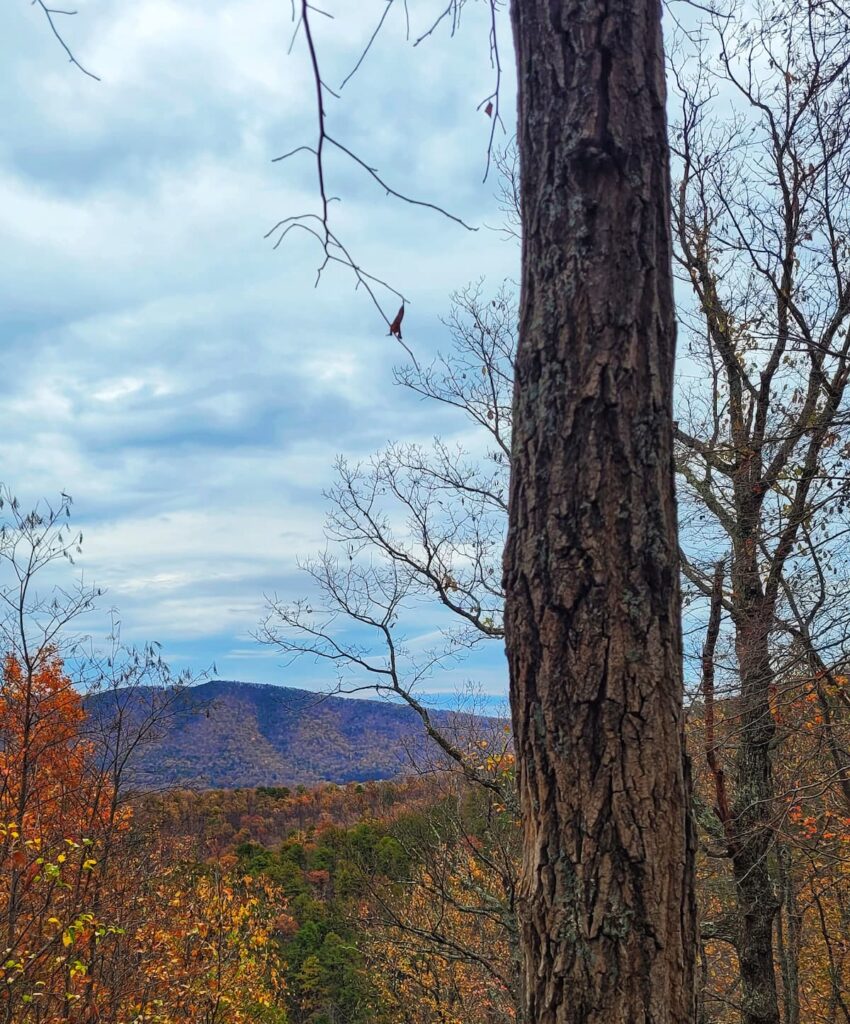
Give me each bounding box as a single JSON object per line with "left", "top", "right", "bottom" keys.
{"left": 502, "top": 3, "right": 697, "bottom": 1022}
{"left": 270, "top": 0, "right": 698, "bottom": 1019}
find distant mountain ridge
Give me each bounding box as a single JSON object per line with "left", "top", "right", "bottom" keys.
{"left": 83, "top": 679, "right": 476, "bottom": 790}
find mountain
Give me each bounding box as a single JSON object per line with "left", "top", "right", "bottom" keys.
{"left": 83, "top": 679, "right": 478, "bottom": 791}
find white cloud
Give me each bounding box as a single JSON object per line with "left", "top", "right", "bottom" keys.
{"left": 0, "top": 0, "right": 516, "bottom": 693}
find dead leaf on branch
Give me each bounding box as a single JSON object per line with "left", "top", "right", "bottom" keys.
{"left": 388, "top": 304, "right": 405, "bottom": 340}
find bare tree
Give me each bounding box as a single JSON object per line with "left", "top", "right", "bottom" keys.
{"left": 671, "top": 2, "right": 850, "bottom": 1021}
{"left": 259, "top": 283, "right": 514, "bottom": 795}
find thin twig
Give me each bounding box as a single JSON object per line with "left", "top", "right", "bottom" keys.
{"left": 272, "top": 0, "right": 477, "bottom": 362}
{"left": 340, "top": 0, "right": 395, "bottom": 89}
{"left": 32, "top": 0, "right": 99, "bottom": 80}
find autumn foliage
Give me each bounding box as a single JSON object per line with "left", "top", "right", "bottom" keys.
{"left": 0, "top": 651, "right": 286, "bottom": 1024}
{"left": 690, "top": 669, "right": 850, "bottom": 1023}
{"left": 3, "top": 642, "right": 850, "bottom": 1023}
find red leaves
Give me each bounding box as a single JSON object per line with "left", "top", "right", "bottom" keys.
{"left": 484, "top": 101, "right": 493, "bottom": 117}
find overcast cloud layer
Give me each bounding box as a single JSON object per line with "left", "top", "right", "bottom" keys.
{"left": 1, "top": 0, "right": 517, "bottom": 697}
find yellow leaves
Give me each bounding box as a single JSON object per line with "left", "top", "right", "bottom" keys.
{"left": 125, "top": 863, "right": 287, "bottom": 1023}
{"left": 484, "top": 751, "right": 515, "bottom": 774}
{"left": 68, "top": 959, "right": 88, "bottom": 980}
{"left": 61, "top": 930, "right": 72, "bottom": 948}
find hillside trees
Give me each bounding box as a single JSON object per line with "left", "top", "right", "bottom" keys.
{"left": 225, "top": 766, "right": 520, "bottom": 1024}
{"left": 236, "top": 813, "right": 403, "bottom": 1024}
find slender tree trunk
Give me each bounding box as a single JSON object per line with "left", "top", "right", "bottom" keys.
{"left": 728, "top": 483, "right": 780, "bottom": 1024}
{"left": 730, "top": 615, "right": 781, "bottom": 1024}
{"left": 504, "top": 2, "right": 697, "bottom": 1022}
{"left": 776, "top": 844, "right": 801, "bottom": 1024}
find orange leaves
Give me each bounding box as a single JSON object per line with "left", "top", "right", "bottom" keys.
{"left": 129, "top": 866, "right": 287, "bottom": 1023}
{"left": 1, "top": 651, "right": 110, "bottom": 1020}
{"left": 787, "top": 804, "right": 850, "bottom": 845}
{"left": 0, "top": 649, "right": 289, "bottom": 1024}
{"left": 0, "top": 651, "right": 97, "bottom": 842}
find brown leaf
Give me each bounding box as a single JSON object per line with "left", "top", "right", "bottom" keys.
{"left": 484, "top": 101, "right": 493, "bottom": 117}
{"left": 388, "top": 304, "right": 405, "bottom": 340}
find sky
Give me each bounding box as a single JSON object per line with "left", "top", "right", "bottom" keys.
{"left": 1, "top": 0, "right": 518, "bottom": 700}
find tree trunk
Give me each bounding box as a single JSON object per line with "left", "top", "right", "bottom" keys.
{"left": 725, "top": 473, "right": 780, "bottom": 1024}
{"left": 777, "top": 844, "right": 801, "bottom": 1024}
{"left": 503, "top": 2, "right": 697, "bottom": 1022}
{"left": 730, "top": 605, "right": 780, "bottom": 1024}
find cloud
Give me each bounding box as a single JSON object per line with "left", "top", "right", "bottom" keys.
{"left": 0, "top": 0, "right": 516, "bottom": 695}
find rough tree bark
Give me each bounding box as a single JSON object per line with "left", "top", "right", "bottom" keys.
{"left": 503, "top": 2, "right": 697, "bottom": 1022}
{"left": 730, "top": 528, "right": 781, "bottom": 1024}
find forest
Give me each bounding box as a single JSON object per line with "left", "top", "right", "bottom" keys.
{"left": 2, "top": 646, "right": 850, "bottom": 1022}
{"left": 3, "top": 0, "right": 850, "bottom": 1022}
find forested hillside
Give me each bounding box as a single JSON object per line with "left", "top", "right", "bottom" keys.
{"left": 83, "top": 680, "right": 476, "bottom": 790}
{"left": 142, "top": 687, "right": 850, "bottom": 1024}
{"left": 2, "top": 648, "right": 850, "bottom": 1023}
